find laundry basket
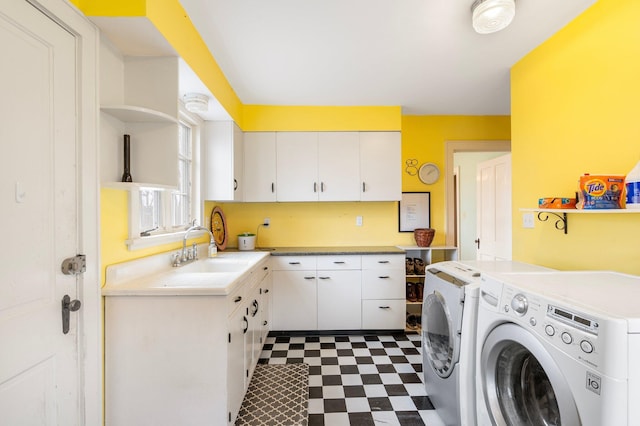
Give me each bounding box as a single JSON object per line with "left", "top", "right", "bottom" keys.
{"left": 414, "top": 228, "right": 435, "bottom": 247}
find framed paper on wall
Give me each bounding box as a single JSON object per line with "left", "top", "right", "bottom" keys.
{"left": 399, "top": 192, "right": 431, "bottom": 232}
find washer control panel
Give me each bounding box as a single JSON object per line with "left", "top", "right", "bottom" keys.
{"left": 500, "top": 284, "right": 601, "bottom": 370}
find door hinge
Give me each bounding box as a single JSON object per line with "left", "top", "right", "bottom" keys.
{"left": 61, "top": 254, "right": 86, "bottom": 275}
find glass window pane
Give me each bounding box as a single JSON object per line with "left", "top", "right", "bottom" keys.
{"left": 140, "top": 188, "right": 162, "bottom": 231}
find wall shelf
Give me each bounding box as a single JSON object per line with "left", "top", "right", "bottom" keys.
{"left": 101, "top": 105, "right": 178, "bottom": 123}
{"left": 520, "top": 208, "right": 640, "bottom": 234}
{"left": 102, "top": 182, "right": 177, "bottom": 191}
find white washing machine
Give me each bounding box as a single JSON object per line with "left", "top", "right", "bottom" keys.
{"left": 475, "top": 271, "right": 640, "bottom": 426}
{"left": 421, "top": 261, "right": 553, "bottom": 426}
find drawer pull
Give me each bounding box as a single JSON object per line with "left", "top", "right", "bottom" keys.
{"left": 263, "top": 320, "right": 268, "bottom": 326}
{"left": 378, "top": 260, "right": 390, "bottom": 264}
{"left": 263, "top": 266, "right": 268, "bottom": 270}
{"left": 304, "top": 276, "right": 316, "bottom": 280}
{"left": 378, "top": 276, "right": 390, "bottom": 279}
{"left": 333, "top": 261, "right": 345, "bottom": 264}
{"left": 234, "top": 296, "right": 242, "bottom": 303}
{"left": 319, "top": 276, "right": 330, "bottom": 280}
{"left": 379, "top": 306, "right": 391, "bottom": 309}
{"left": 289, "top": 261, "right": 301, "bottom": 265}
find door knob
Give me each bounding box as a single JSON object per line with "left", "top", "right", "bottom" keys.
{"left": 61, "top": 294, "right": 81, "bottom": 334}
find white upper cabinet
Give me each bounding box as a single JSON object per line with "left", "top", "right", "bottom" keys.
{"left": 244, "top": 132, "right": 277, "bottom": 202}
{"left": 360, "top": 132, "right": 402, "bottom": 201}
{"left": 276, "top": 132, "right": 319, "bottom": 201}
{"left": 203, "top": 121, "right": 244, "bottom": 201}
{"left": 318, "top": 132, "right": 361, "bottom": 201}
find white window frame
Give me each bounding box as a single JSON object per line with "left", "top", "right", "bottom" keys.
{"left": 125, "top": 104, "right": 204, "bottom": 250}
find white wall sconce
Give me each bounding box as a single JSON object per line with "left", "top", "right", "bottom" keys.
{"left": 471, "top": 0, "right": 516, "bottom": 34}
{"left": 183, "top": 92, "right": 210, "bottom": 113}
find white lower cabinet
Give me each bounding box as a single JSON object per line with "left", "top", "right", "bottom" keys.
{"left": 104, "top": 260, "right": 271, "bottom": 426}
{"left": 271, "top": 253, "right": 404, "bottom": 331}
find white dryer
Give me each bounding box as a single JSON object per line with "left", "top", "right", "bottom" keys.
{"left": 475, "top": 271, "right": 640, "bottom": 426}
{"left": 421, "top": 261, "right": 553, "bottom": 426}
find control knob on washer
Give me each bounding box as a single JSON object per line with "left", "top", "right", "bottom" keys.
{"left": 511, "top": 293, "right": 528, "bottom": 315}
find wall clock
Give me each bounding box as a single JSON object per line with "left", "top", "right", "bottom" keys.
{"left": 210, "top": 206, "right": 228, "bottom": 250}
{"left": 419, "top": 163, "right": 440, "bottom": 185}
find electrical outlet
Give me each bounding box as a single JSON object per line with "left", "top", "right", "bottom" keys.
{"left": 356, "top": 216, "right": 363, "bottom": 226}
{"left": 522, "top": 213, "right": 535, "bottom": 229}
{"left": 263, "top": 217, "right": 270, "bottom": 227}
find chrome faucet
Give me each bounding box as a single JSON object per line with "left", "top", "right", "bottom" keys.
{"left": 179, "top": 220, "right": 215, "bottom": 265}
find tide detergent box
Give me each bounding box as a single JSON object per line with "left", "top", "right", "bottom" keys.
{"left": 576, "top": 174, "right": 626, "bottom": 209}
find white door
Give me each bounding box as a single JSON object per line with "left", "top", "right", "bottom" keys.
{"left": 476, "top": 154, "right": 512, "bottom": 260}
{"left": 276, "top": 132, "right": 319, "bottom": 201}
{"left": 0, "top": 1, "right": 81, "bottom": 424}
{"left": 360, "top": 132, "right": 402, "bottom": 201}
{"left": 318, "top": 132, "right": 360, "bottom": 201}
{"left": 244, "top": 132, "right": 277, "bottom": 202}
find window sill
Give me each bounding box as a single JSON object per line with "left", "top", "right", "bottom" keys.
{"left": 126, "top": 228, "right": 210, "bottom": 251}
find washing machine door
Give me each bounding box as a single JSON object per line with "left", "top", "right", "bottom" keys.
{"left": 480, "top": 323, "right": 581, "bottom": 426}
{"left": 423, "top": 288, "right": 461, "bottom": 378}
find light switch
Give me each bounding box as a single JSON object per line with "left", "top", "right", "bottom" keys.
{"left": 356, "top": 216, "right": 363, "bottom": 226}
{"left": 523, "top": 213, "right": 535, "bottom": 229}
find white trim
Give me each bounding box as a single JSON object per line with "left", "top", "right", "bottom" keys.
{"left": 125, "top": 228, "right": 211, "bottom": 251}
{"left": 28, "top": 0, "right": 101, "bottom": 424}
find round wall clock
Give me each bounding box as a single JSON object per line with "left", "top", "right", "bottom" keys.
{"left": 419, "top": 163, "right": 440, "bottom": 185}
{"left": 210, "top": 206, "right": 228, "bottom": 250}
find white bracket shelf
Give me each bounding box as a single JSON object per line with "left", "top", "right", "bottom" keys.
{"left": 520, "top": 208, "right": 640, "bottom": 234}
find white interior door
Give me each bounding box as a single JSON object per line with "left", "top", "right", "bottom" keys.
{"left": 0, "top": 1, "right": 81, "bottom": 424}
{"left": 476, "top": 154, "right": 512, "bottom": 260}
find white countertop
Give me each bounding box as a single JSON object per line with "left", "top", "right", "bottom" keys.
{"left": 103, "top": 249, "right": 270, "bottom": 296}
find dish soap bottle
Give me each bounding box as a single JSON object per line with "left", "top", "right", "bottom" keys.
{"left": 626, "top": 160, "right": 640, "bottom": 209}
{"left": 208, "top": 243, "right": 218, "bottom": 258}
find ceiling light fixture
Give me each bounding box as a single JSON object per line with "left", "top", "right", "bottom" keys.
{"left": 183, "top": 93, "right": 209, "bottom": 113}
{"left": 471, "top": 0, "right": 516, "bottom": 34}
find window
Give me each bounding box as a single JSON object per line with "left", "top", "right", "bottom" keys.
{"left": 125, "top": 106, "right": 202, "bottom": 250}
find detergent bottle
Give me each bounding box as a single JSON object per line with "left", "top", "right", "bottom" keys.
{"left": 626, "top": 160, "right": 640, "bottom": 208}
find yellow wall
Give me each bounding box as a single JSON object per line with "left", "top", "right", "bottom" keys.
{"left": 511, "top": 0, "right": 640, "bottom": 274}
{"left": 208, "top": 115, "right": 511, "bottom": 249}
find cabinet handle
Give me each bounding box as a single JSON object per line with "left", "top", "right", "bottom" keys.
{"left": 242, "top": 316, "right": 249, "bottom": 334}
{"left": 289, "top": 261, "right": 301, "bottom": 265}
{"left": 378, "top": 276, "right": 390, "bottom": 279}
{"left": 263, "top": 266, "right": 268, "bottom": 271}
{"left": 321, "top": 182, "right": 325, "bottom": 192}
{"left": 378, "top": 260, "right": 390, "bottom": 264}
{"left": 264, "top": 289, "right": 269, "bottom": 293}
{"left": 319, "top": 276, "right": 330, "bottom": 280}
{"left": 379, "top": 306, "right": 390, "bottom": 309}
{"left": 333, "top": 261, "right": 345, "bottom": 264}
{"left": 251, "top": 300, "right": 259, "bottom": 317}
{"left": 263, "top": 320, "right": 268, "bottom": 326}
{"left": 234, "top": 179, "right": 238, "bottom": 190}
{"left": 304, "top": 276, "right": 316, "bottom": 280}
{"left": 362, "top": 182, "right": 366, "bottom": 192}
{"left": 234, "top": 296, "right": 242, "bottom": 303}
{"left": 314, "top": 182, "right": 318, "bottom": 193}
{"left": 271, "top": 182, "right": 275, "bottom": 193}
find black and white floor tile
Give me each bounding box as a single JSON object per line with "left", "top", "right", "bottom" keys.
{"left": 258, "top": 333, "right": 445, "bottom": 426}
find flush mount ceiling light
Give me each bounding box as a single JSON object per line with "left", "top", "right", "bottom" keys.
{"left": 183, "top": 93, "right": 209, "bottom": 113}
{"left": 471, "top": 0, "right": 516, "bottom": 34}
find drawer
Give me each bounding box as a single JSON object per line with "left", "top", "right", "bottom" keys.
{"left": 227, "top": 283, "right": 247, "bottom": 316}
{"left": 362, "top": 299, "right": 406, "bottom": 330}
{"left": 362, "top": 269, "right": 405, "bottom": 299}
{"left": 362, "top": 254, "right": 405, "bottom": 269}
{"left": 316, "top": 255, "right": 361, "bottom": 270}
{"left": 270, "top": 255, "right": 316, "bottom": 271}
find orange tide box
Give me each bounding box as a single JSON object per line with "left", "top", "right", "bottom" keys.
{"left": 577, "top": 174, "right": 626, "bottom": 209}
{"left": 538, "top": 198, "right": 577, "bottom": 209}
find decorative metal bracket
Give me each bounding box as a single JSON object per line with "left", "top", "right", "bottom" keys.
{"left": 536, "top": 211, "right": 568, "bottom": 234}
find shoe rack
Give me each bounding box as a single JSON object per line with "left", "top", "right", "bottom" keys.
{"left": 399, "top": 245, "right": 458, "bottom": 333}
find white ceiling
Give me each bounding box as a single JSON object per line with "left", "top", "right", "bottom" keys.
{"left": 177, "top": 0, "right": 596, "bottom": 116}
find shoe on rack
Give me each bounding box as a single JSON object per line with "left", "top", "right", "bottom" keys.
{"left": 406, "top": 313, "right": 419, "bottom": 330}
{"left": 414, "top": 258, "right": 426, "bottom": 275}
{"left": 415, "top": 282, "right": 424, "bottom": 302}
{"left": 406, "top": 283, "right": 418, "bottom": 302}
{"left": 406, "top": 258, "right": 415, "bottom": 275}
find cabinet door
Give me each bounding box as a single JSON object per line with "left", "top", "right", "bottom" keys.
{"left": 317, "top": 270, "right": 362, "bottom": 330}
{"left": 362, "top": 299, "right": 406, "bottom": 329}
{"left": 276, "top": 132, "right": 319, "bottom": 201}
{"left": 360, "top": 132, "right": 401, "bottom": 201}
{"left": 227, "top": 304, "right": 247, "bottom": 424}
{"left": 259, "top": 275, "right": 272, "bottom": 345}
{"left": 272, "top": 270, "right": 318, "bottom": 330}
{"left": 318, "top": 132, "right": 360, "bottom": 201}
{"left": 203, "top": 121, "right": 244, "bottom": 201}
{"left": 244, "top": 132, "right": 277, "bottom": 202}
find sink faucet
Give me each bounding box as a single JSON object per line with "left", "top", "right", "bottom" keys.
{"left": 180, "top": 220, "right": 215, "bottom": 264}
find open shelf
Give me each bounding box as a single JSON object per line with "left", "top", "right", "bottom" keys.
{"left": 101, "top": 105, "right": 178, "bottom": 123}
{"left": 520, "top": 208, "right": 640, "bottom": 234}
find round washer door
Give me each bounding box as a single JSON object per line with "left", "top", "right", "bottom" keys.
{"left": 480, "top": 323, "right": 581, "bottom": 426}
{"left": 423, "top": 290, "right": 457, "bottom": 378}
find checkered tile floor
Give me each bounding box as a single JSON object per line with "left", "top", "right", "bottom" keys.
{"left": 258, "top": 333, "right": 446, "bottom": 426}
